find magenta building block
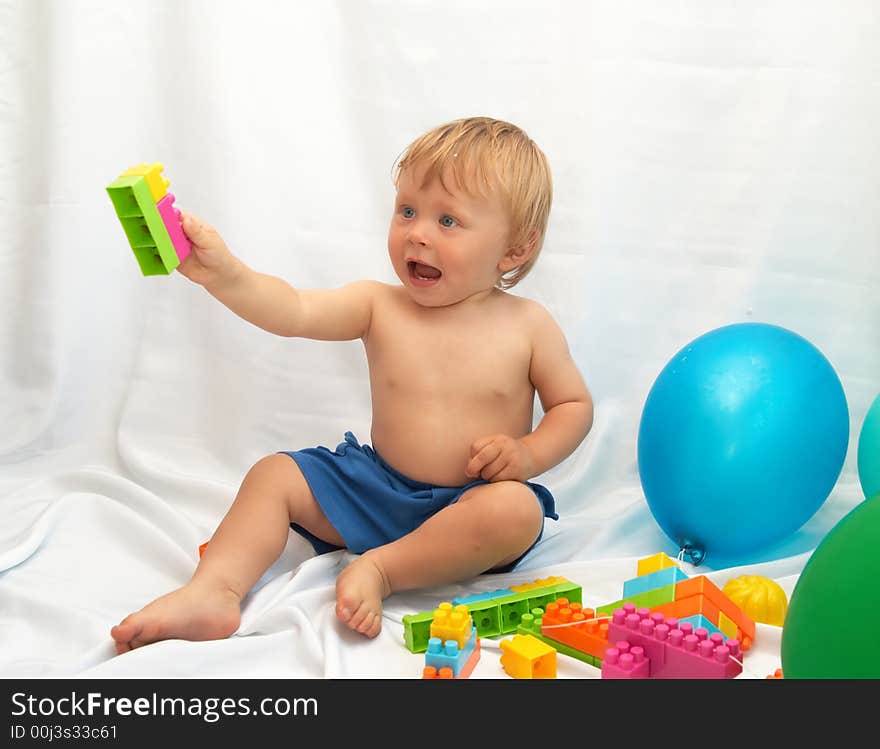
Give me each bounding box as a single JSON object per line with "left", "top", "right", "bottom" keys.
{"left": 608, "top": 606, "right": 742, "bottom": 679}
{"left": 156, "top": 193, "right": 191, "bottom": 262}
{"left": 602, "top": 644, "right": 650, "bottom": 679}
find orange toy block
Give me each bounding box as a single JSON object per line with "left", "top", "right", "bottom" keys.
{"left": 675, "top": 576, "right": 756, "bottom": 647}
{"left": 540, "top": 599, "right": 611, "bottom": 660}
{"left": 652, "top": 593, "right": 721, "bottom": 626}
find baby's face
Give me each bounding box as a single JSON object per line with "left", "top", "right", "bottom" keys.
{"left": 388, "top": 165, "right": 514, "bottom": 307}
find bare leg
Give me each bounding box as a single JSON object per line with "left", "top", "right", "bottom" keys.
{"left": 110, "top": 454, "right": 342, "bottom": 654}
{"left": 335, "top": 480, "right": 543, "bottom": 637}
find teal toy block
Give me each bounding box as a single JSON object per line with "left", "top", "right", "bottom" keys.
{"left": 597, "top": 584, "right": 677, "bottom": 616}
{"left": 623, "top": 566, "right": 689, "bottom": 599}
{"left": 424, "top": 629, "right": 478, "bottom": 677}
{"left": 677, "top": 614, "right": 725, "bottom": 638}
{"left": 106, "top": 175, "right": 180, "bottom": 275}
{"left": 402, "top": 611, "right": 434, "bottom": 653}
{"left": 453, "top": 588, "right": 514, "bottom": 606}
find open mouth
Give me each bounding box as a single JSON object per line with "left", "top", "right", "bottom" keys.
{"left": 407, "top": 260, "right": 442, "bottom": 285}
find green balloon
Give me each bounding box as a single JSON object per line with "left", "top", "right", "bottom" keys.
{"left": 781, "top": 493, "right": 880, "bottom": 677}
{"left": 858, "top": 394, "right": 880, "bottom": 499}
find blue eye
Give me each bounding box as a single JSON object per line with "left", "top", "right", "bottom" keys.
{"left": 401, "top": 207, "right": 415, "bottom": 219}
{"left": 439, "top": 215, "right": 457, "bottom": 228}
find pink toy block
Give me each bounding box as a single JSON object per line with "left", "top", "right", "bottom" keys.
{"left": 156, "top": 193, "right": 191, "bottom": 262}
{"left": 606, "top": 605, "right": 742, "bottom": 679}
{"left": 601, "top": 642, "right": 650, "bottom": 679}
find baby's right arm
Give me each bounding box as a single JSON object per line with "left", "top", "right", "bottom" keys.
{"left": 177, "top": 212, "right": 375, "bottom": 341}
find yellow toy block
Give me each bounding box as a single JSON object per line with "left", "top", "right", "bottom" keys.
{"left": 637, "top": 552, "right": 680, "bottom": 577}
{"left": 500, "top": 634, "right": 557, "bottom": 679}
{"left": 718, "top": 611, "right": 739, "bottom": 640}
{"left": 430, "top": 603, "right": 472, "bottom": 650}
{"left": 122, "top": 162, "right": 170, "bottom": 202}
{"left": 509, "top": 576, "right": 568, "bottom": 594}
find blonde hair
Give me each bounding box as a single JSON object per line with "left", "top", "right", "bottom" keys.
{"left": 393, "top": 117, "right": 553, "bottom": 289}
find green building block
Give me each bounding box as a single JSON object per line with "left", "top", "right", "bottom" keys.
{"left": 466, "top": 599, "right": 503, "bottom": 639}
{"left": 402, "top": 611, "right": 434, "bottom": 654}
{"left": 596, "top": 583, "right": 676, "bottom": 616}
{"left": 107, "top": 175, "right": 180, "bottom": 275}
{"left": 402, "top": 578, "right": 586, "bottom": 652}
{"left": 517, "top": 610, "right": 600, "bottom": 668}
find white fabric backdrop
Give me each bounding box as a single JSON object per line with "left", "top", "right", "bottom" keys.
{"left": 1, "top": 0, "right": 877, "bottom": 678}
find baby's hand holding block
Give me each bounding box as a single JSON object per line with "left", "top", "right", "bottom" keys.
{"left": 106, "top": 162, "right": 191, "bottom": 275}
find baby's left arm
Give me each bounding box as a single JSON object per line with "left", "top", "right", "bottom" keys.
{"left": 465, "top": 303, "right": 593, "bottom": 482}
{"left": 519, "top": 304, "right": 594, "bottom": 477}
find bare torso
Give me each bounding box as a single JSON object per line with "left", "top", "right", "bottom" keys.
{"left": 364, "top": 284, "right": 536, "bottom": 486}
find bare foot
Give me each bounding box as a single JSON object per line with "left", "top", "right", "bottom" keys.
{"left": 110, "top": 580, "right": 242, "bottom": 655}
{"left": 335, "top": 553, "right": 392, "bottom": 638}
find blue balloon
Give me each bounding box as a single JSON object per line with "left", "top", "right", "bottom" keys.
{"left": 638, "top": 323, "right": 849, "bottom": 564}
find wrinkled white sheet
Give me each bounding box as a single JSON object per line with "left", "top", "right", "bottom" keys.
{"left": 1, "top": 0, "right": 877, "bottom": 680}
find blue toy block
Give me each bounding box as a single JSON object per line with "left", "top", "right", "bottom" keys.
{"left": 622, "top": 566, "right": 689, "bottom": 599}
{"left": 424, "top": 629, "right": 478, "bottom": 677}
{"left": 453, "top": 589, "right": 514, "bottom": 606}
{"left": 677, "top": 614, "right": 725, "bottom": 638}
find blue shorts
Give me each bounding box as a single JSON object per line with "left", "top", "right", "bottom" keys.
{"left": 280, "top": 431, "right": 557, "bottom": 572}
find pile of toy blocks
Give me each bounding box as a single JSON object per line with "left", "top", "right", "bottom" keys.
{"left": 421, "top": 603, "right": 481, "bottom": 679}
{"left": 403, "top": 576, "right": 582, "bottom": 654}
{"left": 403, "top": 555, "right": 756, "bottom": 679}
{"left": 106, "top": 162, "right": 191, "bottom": 275}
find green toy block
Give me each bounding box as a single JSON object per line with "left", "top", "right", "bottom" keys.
{"left": 596, "top": 583, "right": 677, "bottom": 616}
{"left": 466, "top": 599, "right": 503, "bottom": 639}
{"left": 402, "top": 611, "right": 434, "bottom": 653}
{"left": 517, "top": 611, "right": 599, "bottom": 668}
{"left": 106, "top": 175, "right": 180, "bottom": 275}
{"left": 495, "top": 592, "right": 534, "bottom": 635}
{"left": 403, "top": 577, "right": 586, "bottom": 651}
{"left": 549, "top": 580, "right": 583, "bottom": 604}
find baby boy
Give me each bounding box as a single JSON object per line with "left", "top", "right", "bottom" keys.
{"left": 111, "top": 116, "right": 593, "bottom": 651}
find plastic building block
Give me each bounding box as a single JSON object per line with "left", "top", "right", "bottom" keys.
{"left": 453, "top": 589, "right": 513, "bottom": 606}
{"left": 403, "top": 611, "right": 435, "bottom": 653}
{"left": 425, "top": 629, "right": 478, "bottom": 677}
{"left": 466, "top": 599, "right": 504, "bottom": 639}
{"left": 677, "top": 614, "right": 725, "bottom": 639}
{"left": 121, "top": 162, "right": 170, "bottom": 202}
{"left": 430, "top": 603, "right": 472, "bottom": 649}
{"left": 517, "top": 610, "right": 600, "bottom": 667}
{"left": 403, "top": 576, "right": 582, "bottom": 652}
{"left": 675, "top": 576, "right": 756, "bottom": 648}
{"left": 156, "top": 193, "right": 192, "bottom": 262}
{"left": 597, "top": 583, "right": 677, "bottom": 615}
{"left": 107, "top": 162, "right": 188, "bottom": 276}
{"left": 539, "top": 599, "right": 611, "bottom": 661}
{"left": 637, "top": 552, "right": 680, "bottom": 576}
{"left": 601, "top": 642, "right": 650, "bottom": 679}
{"left": 605, "top": 604, "right": 742, "bottom": 679}
{"left": 500, "top": 634, "right": 557, "bottom": 679}
{"left": 623, "top": 566, "right": 689, "bottom": 598}
{"left": 510, "top": 576, "right": 569, "bottom": 593}
{"left": 422, "top": 637, "right": 481, "bottom": 679}
{"left": 718, "top": 611, "right": 739, "bottom": 640}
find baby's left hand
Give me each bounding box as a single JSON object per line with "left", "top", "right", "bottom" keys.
{"left": 465, "top": 434, "right": 537, "bottom": 483}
